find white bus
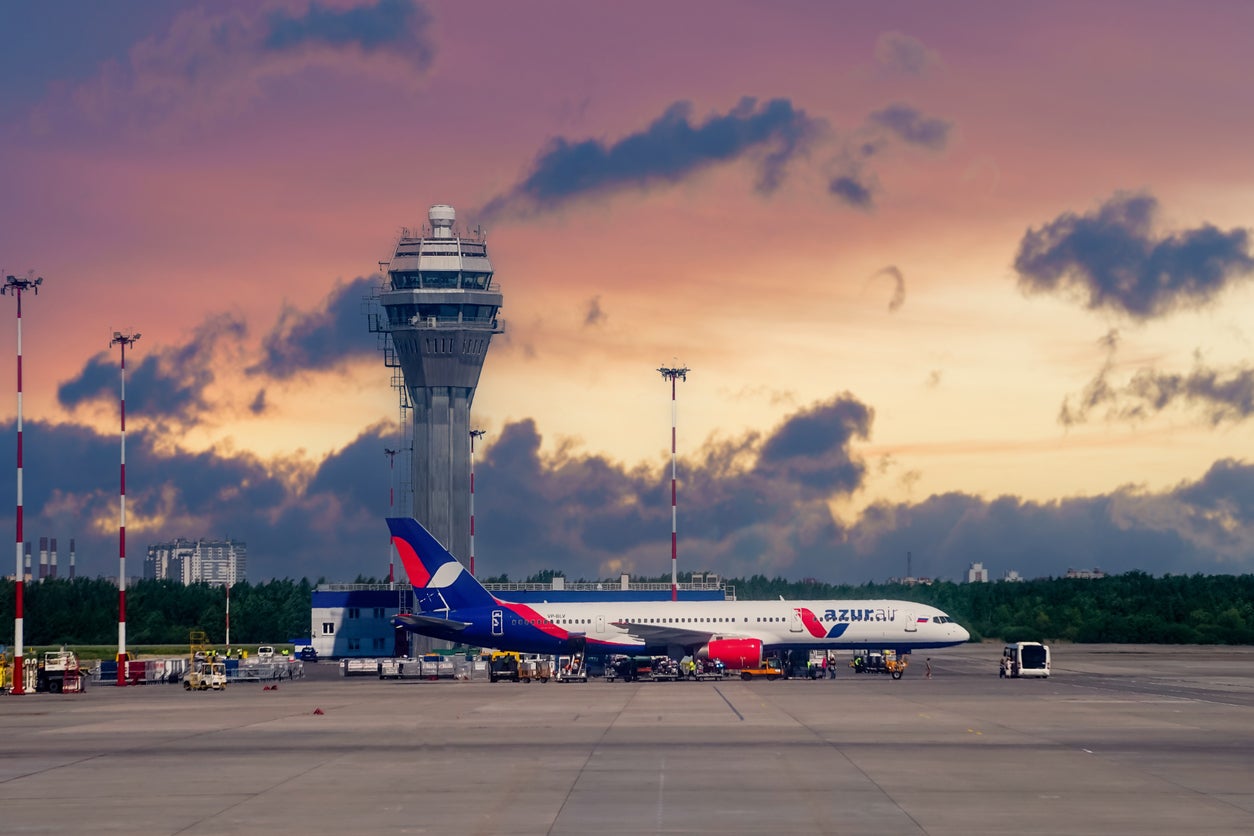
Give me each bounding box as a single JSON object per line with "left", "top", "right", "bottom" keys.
{"left": 1003, "top": 642, "right": 1050, "bottom": 678}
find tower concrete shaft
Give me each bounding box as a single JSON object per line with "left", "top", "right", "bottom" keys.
{"left": 373, "top": 205, "right": 502, "bottom": 564}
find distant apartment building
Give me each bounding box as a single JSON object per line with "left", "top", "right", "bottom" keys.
{"left": 145, "top": 538, "right": 246, "bottom": 586}
{"left": 966, "top": 562, "right": 990, "bottom": 583}
{"left": 1065, "top": 567, "right": 1106, "bottom": 579}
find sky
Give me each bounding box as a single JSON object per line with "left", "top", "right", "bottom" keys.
{"left": 2, "top": 0, "right": 1254, "bottom": 586}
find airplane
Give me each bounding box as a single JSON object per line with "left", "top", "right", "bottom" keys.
{"left": 387, "top": 516, "right": 970, "bottom": 667}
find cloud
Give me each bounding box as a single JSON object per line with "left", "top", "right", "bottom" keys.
{"left": 1061, "top": 331, "right": 1254, "bottom": 427}
{"left": 264, "top": 0, "right": 433, "bottom": 62}
{"left": 481, "top": 97, "right": 822, "bottom": 218}
{"left": 1, "top": 415, "right": 401, "bottom": 582}
{"left": 873, "top": 31, "right": 943, "bottom": 78}
{"left": 868, "top": 103, "right": 951, "bottom": 150}
{"left": 27, "top": 1, "right": 437, "bottom": 138}
{"left": 824, "top": 103, "right": 949, "bottom": 210}
{"left": 451, "top": 396, "right": 875, "bottom": 580}
{"left": 57, "top": 313, "right": 247, "bottom": 425}
{"left": 755, "top": 395, "right": 872, "bottom": 499}
{"left": 829, "top": 174, "right": 875, "bottom": 210}
{"left": 250, "top": 275, "right": 379, "bottom": 378}
{"left": 869, "top": 265, "right": 906, "bottom": 312}
{"left": 1015, "top": 192, "right": 1254, "bottom": 319}
{"left": 8, "top": 398, "right": 1254, "bottom": 584}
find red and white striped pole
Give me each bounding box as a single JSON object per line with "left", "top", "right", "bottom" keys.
{"left": 469, "top": 429, "right": 485, "bottom": 578}
{"left": 111, "top": 330, "right": 140, "bottom": 686}
{"left": 384, "top": 447, "right": 398, "bottom": 583}
{"left": 5, "top": 274, "right": 42, "bottom": 695}
{"left": 658, "top": 366, "right": 689, "bottom": 602}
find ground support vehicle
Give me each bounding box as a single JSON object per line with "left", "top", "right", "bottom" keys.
{"left": 489, "top": 651, "right": 521, "bottom": 683}
{"left": 183, "top": 662, "right": 227, "bottom": 691}
{"left": 851, "top": 649, "right": 908, "bottom": 678}
{"left": 1003, "top": 642, "right": 1051, "bottom": 678}
{"left": 604, "top": 655, "right": 652, "bottom": 682}
{"left": 649, "top": 656, "right": 681, "bottom": 681}
{"left": 738, "top": 659, "right": 785, "bottom": 681}
{"left": 555, "top": 654, "right": 588, "bottom": 682}
{"left": 184, "top": 631, "right": 227, "bottom": 690}
{"left": 35, "top": 649, "right": 85, "bottom": 693}
{"left": 883, "top": 650, "right": 908, "bottom": 680}
{"left": 850, "top": 650, "right": 883, "bottom": 674}
{"left": 517, "top": 655, "right": 553, "bottom": 683}
{"left": 686, "top": 658, "right": 725, "bottom": 681}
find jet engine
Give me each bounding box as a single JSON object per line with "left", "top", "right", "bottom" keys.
{"left": 696, "top": 638, "right": 763, "bottom": 669}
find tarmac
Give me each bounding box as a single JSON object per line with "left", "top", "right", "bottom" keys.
{"left": 2, "top": 642, "right": 1253, "bottom": 835}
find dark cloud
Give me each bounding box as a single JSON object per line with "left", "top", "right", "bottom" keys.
{"left": 6, "top": 398, "right": 1254, "bottom": 584}
{"left": 873, "top": 31, "right": 942, "bottom": 77}
{"left": 1015, "top": 192, "right": 1254, "bottom": 319}
{"left": 868, "top": 103, "right": 951, "bottom": 150}
{"left": 265, "top": 0, "right": 434, "bottom": 66}
{"left": 249, "top": 276, "right": 378, "bottom": 378}
{"left": 57, "top": 313, "right": 246, "bottom": 423}
{"left": 829, "top": 174, "right": 874, "bottom": 209}
{"left": 755, "top": 396, "right": 872, "bottom": 499}
{"left": 869, "top": 265, "right": 906, "bottom": 312}
{"left": 1, "top": 416, "right": 398, "bottom": 582}
{"left": 482, "top": 97, "right": 821, "bottom": 218}
{"left": 1061, "top": 329, "right": 1254, "bottom": 428}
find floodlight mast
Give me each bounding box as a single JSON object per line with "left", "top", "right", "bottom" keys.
{"left": 3, "top": 273, "right": 42, "bottom": 696}
{"left": 658, "top": 365, "right": 689, "bottom": 602}
{"left": 110, "top": 329, "right": 140, "bottom": 686}
{"left": 469, "top": 429, "right": 485, "bottom": 578}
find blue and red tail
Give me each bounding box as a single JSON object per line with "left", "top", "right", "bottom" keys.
{"left": 387, "top": 517, "right": 497, "bottom": 613}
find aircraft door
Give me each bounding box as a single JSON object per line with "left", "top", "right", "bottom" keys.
{"left": 790, "top": 609, "right": 804, "bottom": 633}
{"left": 491, "top": 609, "right": 504, "bottom": 637}
{"left": 904, "top": 613, "right": 917, "bottom": 632}
{"left": 596, "top": 615, "right": 605, "bottom": 634}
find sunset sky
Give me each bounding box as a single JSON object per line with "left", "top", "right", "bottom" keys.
{"left": 2, "top": 1, "right": 1253, "bottom": 586}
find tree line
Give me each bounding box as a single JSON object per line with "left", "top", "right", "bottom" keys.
{"left": 4, "top": 570, "right": 1253, "bottom": 647}
{"left": 487, "top": 569, "right": 1254, "bottom": 645}
{"left": 0, "top": 578, "right": 315, "bottom": 646}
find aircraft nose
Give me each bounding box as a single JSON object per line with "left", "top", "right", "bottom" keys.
{"left": 955, "top": 623, "right": 971, "bottom": 642}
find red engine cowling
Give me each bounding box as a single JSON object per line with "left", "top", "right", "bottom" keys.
{"left": 697, "top": 638, "right": 763, "bottom": 669}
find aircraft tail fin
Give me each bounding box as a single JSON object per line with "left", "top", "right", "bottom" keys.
{"left": 387, "top": 517, "right": 496, "bottom": 612}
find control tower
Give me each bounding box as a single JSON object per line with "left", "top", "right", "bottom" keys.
{"left": 371, "top": 205, "right": 503, "bottom": 564}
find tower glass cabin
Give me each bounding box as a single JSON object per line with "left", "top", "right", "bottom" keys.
{"left": 373, "top": 205, "right": 503, "bottom": 565}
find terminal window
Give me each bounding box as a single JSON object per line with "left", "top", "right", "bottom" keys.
{"left": 322, "top": 622, "right": 334, "bottom": 635}
{"left": 348, "top": 638, "right": 361, "bottom": 651}
{"left": 373, "top": 607, "right": 385, "bottom": 619}
{"left": 348, "top": 607, "right": 360, "bottom": 619}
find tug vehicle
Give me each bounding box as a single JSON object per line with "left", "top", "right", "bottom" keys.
{"left": 35, "top": 649, "right": 85, "bottom": 693}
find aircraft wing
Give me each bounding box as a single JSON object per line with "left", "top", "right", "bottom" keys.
{"left": 612, "top": 620, "right": 739, "bottom": 648}
{"left": 394, "top": 613, "right": 471, "bottom": 633}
